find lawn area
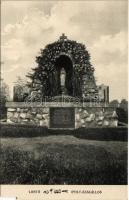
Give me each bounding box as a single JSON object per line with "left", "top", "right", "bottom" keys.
{"left": 0, "top": 135, "right": 127, "bottom": 184}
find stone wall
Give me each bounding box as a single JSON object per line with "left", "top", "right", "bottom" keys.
{"left": 7, "top": 107, "right": 49, "bottom": 127}
{"left": 6, "top": 102, "right": 118, "bottom": 128}
{"left": 75, "top": 107, "right": 118, "bottom": 128}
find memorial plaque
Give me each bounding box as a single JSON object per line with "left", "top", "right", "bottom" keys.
{"left": 50, "top": 107, "right": 75, "bottom": 128}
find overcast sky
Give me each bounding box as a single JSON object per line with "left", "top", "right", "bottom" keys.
{"left": 1, "top": 1, "right": 128, "bottom": 101}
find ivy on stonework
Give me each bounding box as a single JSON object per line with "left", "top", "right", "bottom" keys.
{"left": 27, "top": 36, "right": 95, "bottom": 98}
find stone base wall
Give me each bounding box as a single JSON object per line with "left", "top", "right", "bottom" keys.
{"left": 75, "top": 107, "right": 118, "bottom": 128}
{"left": 6, "top": 102, "right": 118, "bottom": 128}
{"left": 7, "top": 107, "right": 49, "bottom": 127}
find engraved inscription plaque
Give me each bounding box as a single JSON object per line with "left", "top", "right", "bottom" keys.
{"left": 50, "top": 108, "right": 75, "bottom": 128}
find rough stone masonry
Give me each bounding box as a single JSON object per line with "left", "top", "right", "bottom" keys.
{"left": 6, "top": 104, "right": 118, "bottom": 128}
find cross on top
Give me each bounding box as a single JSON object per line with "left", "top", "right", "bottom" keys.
{"left": 59, "top": 33, "right": 67, "bottom": 41}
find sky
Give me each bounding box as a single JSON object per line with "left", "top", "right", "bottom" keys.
{"left": 1, "top": 0, "right": 128, "bottom": 101}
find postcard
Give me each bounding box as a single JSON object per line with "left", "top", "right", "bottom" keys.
{"left": 0, "top": 0, "right": 128, "bottom": 199}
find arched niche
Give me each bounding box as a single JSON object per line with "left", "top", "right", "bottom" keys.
{"left": 55, "top": 54, "right": 73, "bottom": 96}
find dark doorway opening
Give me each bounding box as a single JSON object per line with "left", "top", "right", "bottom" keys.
{"left": 55, "top": 55, "right": 73, "bottom": 96}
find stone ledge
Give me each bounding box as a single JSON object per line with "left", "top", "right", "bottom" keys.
{"left": 6, "top": 101, "right": 117, "bottom": 108}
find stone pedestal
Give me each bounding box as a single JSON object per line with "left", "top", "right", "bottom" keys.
{"left": 6, "top": 102, "right": 118, "bottom": 128}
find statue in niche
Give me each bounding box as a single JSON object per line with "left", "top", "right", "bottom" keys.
{"left": 60, "top": 68, "right": 67, "bottom": 95}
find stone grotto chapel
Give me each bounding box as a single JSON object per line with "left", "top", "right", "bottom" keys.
{"left": 6, "top": 34, "right": 118, "bottom": 129}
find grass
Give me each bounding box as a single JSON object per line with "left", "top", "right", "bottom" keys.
{"left": 0, "top": 135, "right": 127, "bottom": 184}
